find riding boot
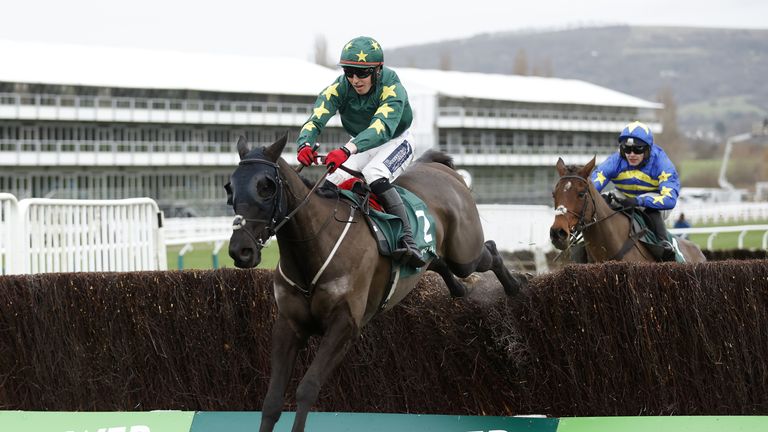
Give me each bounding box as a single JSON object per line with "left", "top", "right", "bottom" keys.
{"left": 376, "top": 187, "right": 427, "bottom": 268}
{"left": 647, "top": 209, "right": 675, "bottom": 261}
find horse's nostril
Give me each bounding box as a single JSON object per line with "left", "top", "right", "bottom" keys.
{"left": 241, "top": 248, "right": 253, "bottom": 260}
{"left": 550, "top": 228, "right": 567, "bottom": 240}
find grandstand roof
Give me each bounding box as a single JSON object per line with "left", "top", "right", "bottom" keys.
{"left": 0, "top": 39, "right": 338, "bottom": 96}
{"left": 395, "top": 68, "right": 662, "bottom": 109}
{"left": 0, "top": 40, "right": 660, "bottom": 108}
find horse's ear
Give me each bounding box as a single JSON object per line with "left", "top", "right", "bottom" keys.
{"left": 236, "top": 135, "right": 250, "bottom": 160}
{"left": 580, "top": 156, "right": 597, "bottom": 178}
{"left": 264, "top": 133, "right": 288, "bottom": 162}
{"left": 556, "top": 157, "right": 567, "bottom": 177}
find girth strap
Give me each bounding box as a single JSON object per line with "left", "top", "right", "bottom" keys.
{"left": 609, "top": 228, "right": 648, "bottom": 261}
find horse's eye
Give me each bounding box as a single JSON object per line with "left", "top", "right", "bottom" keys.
{"left": 257, "top": 178, "right": 277, "bottom": 199}
{"left": 577, "top": 191, "right": 586, "bottom": 198}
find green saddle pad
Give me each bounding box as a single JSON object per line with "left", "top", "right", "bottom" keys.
{"left": 630, "top": 212, "right": 685, "bottom": 263}
{"left": 339, "top": 185, "right": 438, "bottom": 277}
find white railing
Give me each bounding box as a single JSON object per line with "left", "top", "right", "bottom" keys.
{"left": 1, "top": 196, "right": 166, "bottom": 274}
{"left": 670, "top": 225, "right": 768, "bottom": 250}
{"left": 0, "top": 193, "right": 21, "bottom": 274}
{"left": 669, "top": 203, "right": 768, "bottom": 225}
{"left": 164, "top": 217, "right": 233, "bottom": 266}
{"left": 477, "top": 204, "right": 555, "bottom": 252}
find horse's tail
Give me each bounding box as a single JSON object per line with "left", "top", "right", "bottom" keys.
{"left": 416, "top": 149, "right": 455, "bottom": 170}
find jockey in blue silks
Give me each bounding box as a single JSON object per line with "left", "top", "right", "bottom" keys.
{"left": 591, "top": 121, "right": 680, "bottom": 261}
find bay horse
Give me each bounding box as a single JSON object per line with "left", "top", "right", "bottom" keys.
{"left": 227, "top": 135, "right": 527, "bottom": 432}
{"left": 549, "top": 157, "right": 706, "bottom": 263}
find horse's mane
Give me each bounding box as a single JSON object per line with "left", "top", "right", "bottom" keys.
{"left": 416, "top": 149, "right": 455, "bottom": 169}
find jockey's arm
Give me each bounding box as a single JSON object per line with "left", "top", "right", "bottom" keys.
{"left": 297, "top": 78, "right": 344, "bottom": 149}
{"left": 591, "top": 153, "right": 621, "bottom": 192}
{"left": 636, "top": 159, "right": 681, "bottom": 210}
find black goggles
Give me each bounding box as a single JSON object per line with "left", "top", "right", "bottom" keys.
{"left": 620, "top": 143, "right": 648, "bottom": 155}
{"left": 343, "top": 67, "right": 375, "bottom": 79}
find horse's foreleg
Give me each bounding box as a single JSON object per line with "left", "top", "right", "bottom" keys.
{"left": 260, "top": 315, "right": 307, "bottom": 432}
{"left": 427, "top": 257, "right": 467, "bottom": 297}
{"left": 291, "top": 305, "right": 359, "bottom": 432}
{"left": 459, "top": 240, "right": 527, "bottom": 296}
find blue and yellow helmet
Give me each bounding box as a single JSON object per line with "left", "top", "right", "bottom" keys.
{"left": 618, "top": 121, "right": 654, "bottom": 147}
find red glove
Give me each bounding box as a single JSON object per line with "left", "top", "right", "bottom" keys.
{"left": 325, "top": 147, "right": 351, "bottom": 173}
{"left": 297, "top": 144, "right": 318, "bottom": 167}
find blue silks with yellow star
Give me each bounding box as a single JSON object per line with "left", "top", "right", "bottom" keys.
{"left": 591, "top": 145, "right": 681, "bottom": 210}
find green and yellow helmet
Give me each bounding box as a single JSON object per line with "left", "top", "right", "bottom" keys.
{"left": 339, "top": 36, "right": 384, "bottom": 68}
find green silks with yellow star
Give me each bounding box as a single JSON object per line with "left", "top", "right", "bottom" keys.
{"left": 297, "top": 66, "right": 413, "bottom": 153}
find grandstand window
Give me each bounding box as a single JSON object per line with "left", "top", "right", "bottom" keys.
{"left": 251, "top": 104, "right": 262, "bottom": 113}
{"left": 170, "top": 101, "right": 182, "bottom": 110}
{"left": 134, "top": 100, "right": 148, "bottom": 109}
{"left": 152, "top": 100, "right": 167, "bottom": 110}
{"left": 0, "top": 95, "right": 17, "bottom": 105}
{"left": 220, "top": 103, "right": 231, "bottom": 112}
{"left": 186, "top": 101, "right": 200, "bottom": 110}
{"left": 203, "top": 102, "right": 216, "bottom": 111}
{"left": 79, "top": 98, "right": 95, "bottom": 108}
{"left": 20, "top": 95, "right": 35, "bottom": 105}
{"left": 98, "top": 98, "right": 112, "bottom": 108}
{"left": 235, "top": 103, "right": 248, "bottom": 112}
{"left": 116, "top": 99, "right": 131, "bottom": 109}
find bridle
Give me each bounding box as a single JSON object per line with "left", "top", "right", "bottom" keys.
{"left": 554, "top": 173, "right": 642, "bottom": 260}
{"left": 224, "top": 154, "right": 362, "bottom": 250}
{"left": 554, "top": 174, "right": 599, "bottom": 236}
{"left": 227, "top": 159, "right": 287, "bottom": 250}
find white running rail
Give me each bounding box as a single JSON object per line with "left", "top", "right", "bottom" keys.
{"left": 0, "top": 193, "right": 21, "bottom": 274}
{"left": 4, "top": 197, "right": 166, "bottom": 274}
{"left": 670, "top": 225, "right": 768, "bottom": 250}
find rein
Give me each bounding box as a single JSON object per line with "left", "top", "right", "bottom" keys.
{"left": 231, "top": 159, "right": 331, "bottom": 249}
{"left": 555, "top": 173, "right": 632, "bottom": 254}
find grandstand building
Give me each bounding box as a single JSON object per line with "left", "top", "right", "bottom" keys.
{"left": 0, "top": 40, "right": 660, "bottom": 215}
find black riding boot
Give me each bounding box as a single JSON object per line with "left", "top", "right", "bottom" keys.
{"left": 373, "top": 180, "right": 427, "bottom": 268}
{"left": 647, "top": 209, "right": 675, "bottom": 261}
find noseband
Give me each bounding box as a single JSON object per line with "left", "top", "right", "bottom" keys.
{"left": 554, "top": 174, "right": 598, "bottom": 235}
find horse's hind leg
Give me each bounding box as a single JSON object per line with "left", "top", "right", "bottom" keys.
{"left": 428, "top": 257, "right": 467, "bottom": 298}
{"left": 448, "top": 240, "right": 527, "bottom": 296}
{"left": 292, "top": 304, "right": 359, "bottom": 432}
{"left": 260, "top": 315, "right": 307, "bottom": 432}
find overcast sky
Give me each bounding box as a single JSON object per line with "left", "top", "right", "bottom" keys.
{"left": 2, "top": 0, "right": 766, "bottom": 62}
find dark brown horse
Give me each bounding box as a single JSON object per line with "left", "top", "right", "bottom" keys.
{"left": 227, "top": 135, "right": 527, "bottom": 432}
{"left": 549, "top": 157, "right": 706, "bottom": 263}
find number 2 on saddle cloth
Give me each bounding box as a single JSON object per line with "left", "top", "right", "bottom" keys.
{"left": 336, "top": 178, "right": 438, "bottom": 276}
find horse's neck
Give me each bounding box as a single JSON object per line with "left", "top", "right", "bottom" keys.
{"left": 583, "top": 186, "right": 631, "bottom": 261}
{"left": 275, "top": 161, "right": 340, "bottom": 262}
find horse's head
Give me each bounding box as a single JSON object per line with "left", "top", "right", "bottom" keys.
{"left": 227, "top": 134, "right": 288, "bottom": 268}
{"left": 549, "top": 157, "right": 597, "bottom": 250}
